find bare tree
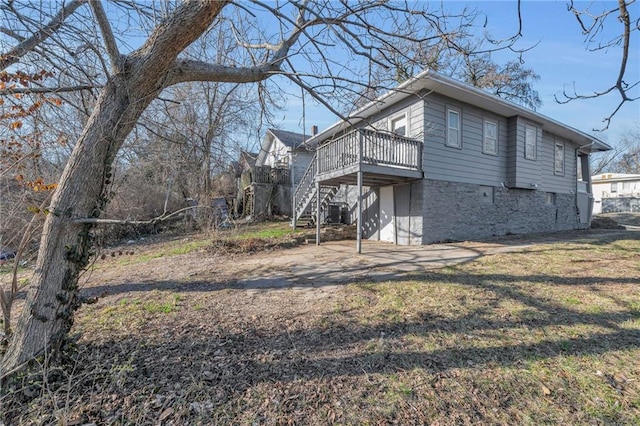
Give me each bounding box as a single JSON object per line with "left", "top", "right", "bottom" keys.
{"left": 352, "top": 7, "right": 542, "bottom": 111}
{"left": 460, "top": 56, "right": 541, "bottom": 110}
{"left": 591, "top": 126, "right": 640, "bottom": 174}
{"left": 103, "top": 80, "right": 261, "bottom": 233}
{"left": 557, "top": 0, "right": 639, "bottom": 130}
{"left": 0, "top": 0, "right": 525, "bottom": 378}
{"left": 147, "top": 81, "right": 260, "bottom": 204}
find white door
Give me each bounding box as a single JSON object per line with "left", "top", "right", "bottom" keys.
{"left": 379, "top": 186, "right": 395, "bottom": 243}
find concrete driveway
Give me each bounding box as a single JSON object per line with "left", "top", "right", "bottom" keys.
{"left": 236, "top": 237, "right": 524, "bottom": 291}
{"left": 236, "top": 229, "right": 633, "bottom": 292}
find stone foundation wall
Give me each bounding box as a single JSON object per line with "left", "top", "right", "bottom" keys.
{"left": 423, "top": 179, "right": 582, "bottom": 244}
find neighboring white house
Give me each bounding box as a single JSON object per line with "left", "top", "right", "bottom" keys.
{"left": 240, "top": 129, "right": 317, "bottom": 218}
{"left": 255, "top": 128, "right": 317, "bottom": 188}
{"left": 292, "top": 69, "right": 612, "bottom": 250}
{"left": 591, "top": 173, "right": 640, "bottom": 214}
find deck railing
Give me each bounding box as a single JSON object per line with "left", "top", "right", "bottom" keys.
{"left": 253, "top": 166, "right": 290, "bottom": 185}
{"left": 316, "top": 129, "right": 422, "bottom": 175}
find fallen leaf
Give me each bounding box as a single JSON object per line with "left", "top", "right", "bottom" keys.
{"left": 541, "top": 385, "right": 551, "bottom": 396}
{"left": 159, "top": 407, "right": 173, "bottom": 422}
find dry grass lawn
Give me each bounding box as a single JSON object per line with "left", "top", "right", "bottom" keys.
{"left": 1, "top": 225, "right": 639, "bottom": 425}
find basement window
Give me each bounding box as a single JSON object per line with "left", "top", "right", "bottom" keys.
{"left": 545, "top": 192, "right": 556, "bottom": 205}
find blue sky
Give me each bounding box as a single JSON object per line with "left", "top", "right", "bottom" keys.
{"left": 274, "top": 1, "right": 639, "bottom": 146}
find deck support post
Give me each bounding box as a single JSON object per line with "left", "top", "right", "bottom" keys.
{"left": 357, "top": 131, "right": 364, "bottom": 254}
{"left": 292, "top": 173, "right": 297, "bottom": 230}
{"left": 316, "top": 180, "right": 321, "bottom": 245}
{"left": 357, "top": 169, "right": 363, "bottom": 254}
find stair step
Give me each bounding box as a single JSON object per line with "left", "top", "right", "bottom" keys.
{"left": 294, "top": 183, "right": 339, "bottom": 222}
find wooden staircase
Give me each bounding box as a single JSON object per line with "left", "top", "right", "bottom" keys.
{"left": 292, "top": 129, "right": 423, "bottom": 236}
{"left": 242, "top": 186, "right": 254, "bottom": 217}
{"left": 292, "top": 153, "right": 338, "bottom": 228}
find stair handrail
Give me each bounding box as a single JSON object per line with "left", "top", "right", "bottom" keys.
{"left": 292, "top": 153, "right": 318, "bottom": 221}
{"left": 293, "top": 154, "right": 317, "bottom": 203}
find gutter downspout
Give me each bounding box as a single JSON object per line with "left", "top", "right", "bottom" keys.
{"left": 576, "top": 142, "right": 595, "bottom": 227}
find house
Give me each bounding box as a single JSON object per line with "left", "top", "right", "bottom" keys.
{"left": 239, "top": 129, "right": 316, "bottom": 218}
{"left": 591, "top": 173, "right": 640, "bottom": 214}
{"left": 293, "top": 69, "right": 611, "bottom": 251}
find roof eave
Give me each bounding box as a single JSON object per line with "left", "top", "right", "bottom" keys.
{"left": 306, "top": 69, "right": 612, "bottom": 153}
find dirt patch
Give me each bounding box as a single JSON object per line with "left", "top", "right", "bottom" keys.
{"left": 596, "top": 212, "right": 640, "bottom": 228}
{"left": 591, "top": 215, "right": 625, "bottom": 229}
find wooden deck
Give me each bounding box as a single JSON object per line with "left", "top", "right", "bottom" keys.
{"left": 315, "top": 129, "right": 423, "bottom": 186}
{"left": 293, "top": 128, "right": 424, "bottom": 251}
{"left": 252, "top": 165, "right": 290, "bottom": 185}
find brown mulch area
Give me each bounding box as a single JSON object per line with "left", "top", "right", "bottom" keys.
{"left": 591, "top": 215, "right": 625, "bottom": 229}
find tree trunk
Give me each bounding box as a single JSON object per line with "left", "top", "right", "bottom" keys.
{"left": 0, "top": 78, "right": 153, "bottom": 374}
{"left": 0, "top": 0, "right": 227, "bottom": 377}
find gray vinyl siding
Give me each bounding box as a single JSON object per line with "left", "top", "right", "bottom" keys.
{"left": 506, "top": 116, "right": 542, "bottom": 189}
{"left": 506, "top": 117, "right": 518, "bottom": 187}
{"left": 423, "top": 93, "right": 508, "bottom": 186}
{"left": 409, "top": 98, "right": 425, "bottom": 138}
{"left": 369, "top": 91, "right": 425, "bottom": 139}
{"left": 540, "top": 132, "right": 578, "bottom": 194}
{"left": 422, "top": 93, "right": 580, "bottom": 193}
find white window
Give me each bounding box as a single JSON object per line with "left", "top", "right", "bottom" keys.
{"left": 622, "top": 181, "right": 631, "bottom": 191}
{"left": 483, "top": 120, "right": 498, "bottom": 155}
{"left": 390, "top": 114, "right": 407, "bottom": 136}
{"left": 446, "top": 107, "right": 461, "bottom": 148}
{"left": 611, "top": 182, "right": 618, "bottom": 193}
{"left": 554, "top": 142, "right": 564, "bottom": 175}
{"left": 525, "top": 125, "right": 537, "bottom": 160}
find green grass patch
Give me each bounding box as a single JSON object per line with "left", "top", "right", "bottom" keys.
{"left": 233, "top": 227, "right": 296, "bottom": 240}
{"left": 142, "top": 292, "right": 181, "bottom": 314}
{"left": 142, "top": 301, "right": 177, "bottom": 314}
{"left": 166, "top": 239, "right": 212, "bottom": 255}
{"left": 563, "top": 296, "right": 581, "bottom": 305}
{"left": 227, "top": 222, "right": 301, "bottom": 240}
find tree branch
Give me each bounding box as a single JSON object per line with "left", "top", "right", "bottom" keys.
{"left": 560, "top": 0, "right": 638, "bottom": 129}
{"left": 164, "top": 59, "right": 280, "bottom": 86}
{"left": 72, "top": 205, "right": 211, "bottom": 225}
{"left": 0, "top": 26, "right": 25, "bottom": 42}
{"left": 0, "top": 85, "right": 99, "bottom": 95}
{"left": 89, "top": 0, "right": 122, "bottom": 73}
{"left": 0, "top": 0, "right": 87, "bottom": 71}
